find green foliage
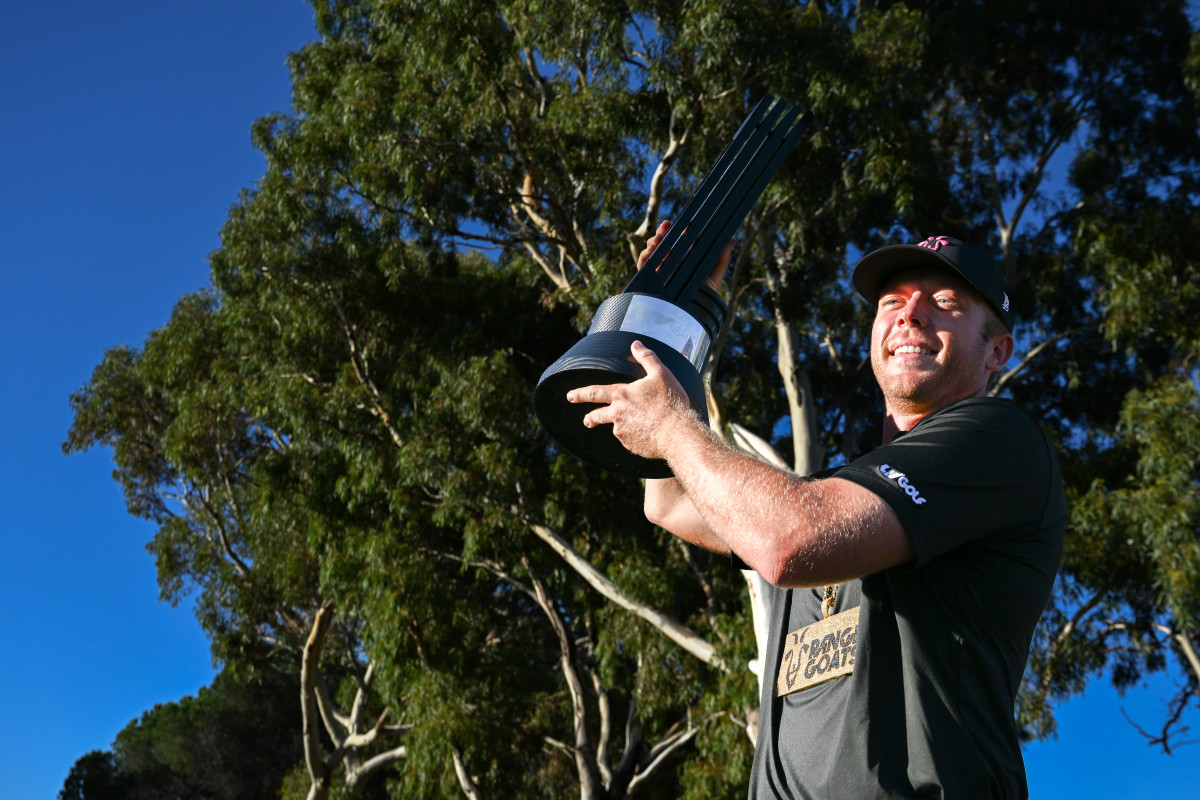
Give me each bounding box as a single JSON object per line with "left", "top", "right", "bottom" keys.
{"left": 65, "top": 0, "right": 1200, "bottom": 793}
{"left": 60, "top": 664, "right": 305, "bottom": 800}
{"left": 59, "top": 752, "right": 128, "bottom": 800}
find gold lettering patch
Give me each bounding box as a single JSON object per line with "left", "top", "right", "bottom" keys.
{"left": 775, "top": 607, "right": 859, "bottom": 697}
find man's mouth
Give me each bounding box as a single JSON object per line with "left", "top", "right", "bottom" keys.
{"left": 891, "top": 344, "right": 934, "bottom": 356}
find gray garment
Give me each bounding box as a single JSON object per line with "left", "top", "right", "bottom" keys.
{"left": 747, "top": 398, "right": 1066, "bottom": 799}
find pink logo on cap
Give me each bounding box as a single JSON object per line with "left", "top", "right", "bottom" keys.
{"left": 917, "top": 236, "right": 950, "bottom": 251}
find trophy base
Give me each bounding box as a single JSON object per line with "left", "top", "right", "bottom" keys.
{"left": 533, "top": 329, "right": 708, "bottom": 478}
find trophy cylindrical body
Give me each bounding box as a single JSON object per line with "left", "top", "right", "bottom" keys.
{"left": 533, "top": 287, "right": 726, "bottom": 478}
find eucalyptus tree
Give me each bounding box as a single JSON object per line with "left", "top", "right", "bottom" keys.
{"left": 67, "top": 1, "right": 1200, "bottom": 797}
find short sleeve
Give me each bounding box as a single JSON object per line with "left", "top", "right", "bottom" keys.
{"left": 834, "top": 398, "right": 1064, "bottom": 570}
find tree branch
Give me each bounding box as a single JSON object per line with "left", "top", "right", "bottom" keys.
{"left": 524, "top": 557, "right": 602, "bottom": 798}
{"left": 591, "top": 666, "right": 614, "bottom": 789}
{"left": 190, "top": 488, "right": 253, "bottom": 578}
{"left": 629, "top": 98, "right": 698, "bottom": 259}
{"left": 302, "top": 601, "right": 336, "bottom": 800}
{"left": 762, "top": 230, "right": 824, "bottom": 476}
{"left": 527, "top": 522, "right": 720, "bottom": 667}
{"left": 313, "top": 667, "right": 349, "bottom": 744}
{"left": 326, "top": 285, "right": 405, "bottom": 448}
{"left": 624, "top": 720, "right": 700, "bottom": 795}
{"left": 611, "top": 695, "right": 642, "bottom": 792}
{"left": 347, "top": 661, "right": 376, "bottom": 742}
{"left": 453, "top": 749, "right": 484, "bottom": 800}
{"left": 992, "top": 327, "right": 1087, "bottom": 394}
{"left": 1037, "top": 592, "right": 1104, "bottom": 700}
{"left": 416, "top": 545, "right": 538, "bottom": 602}
{"left": 355, "top": 743, "right": 409, "bottom": 783}
{"left": 1155, "top": 624, "right": 1200, "bottom": 683}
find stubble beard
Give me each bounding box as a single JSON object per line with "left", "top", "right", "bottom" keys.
{"left": 871, "top": 337, "right": 990, "bottom": 417}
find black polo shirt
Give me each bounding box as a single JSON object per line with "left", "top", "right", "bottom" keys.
{"left": 747, "top": 397, "right": 1066, "bottom": 800}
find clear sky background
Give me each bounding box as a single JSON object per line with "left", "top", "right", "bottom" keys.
{"left": 2, "top": 2, "right": 1197, "bottom": 799}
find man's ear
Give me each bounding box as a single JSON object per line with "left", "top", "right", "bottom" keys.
{"left": 986, "top": 333, "right": 1016, "bottom": 374}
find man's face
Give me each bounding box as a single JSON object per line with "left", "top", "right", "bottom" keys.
{"left": 869, "top": 268, "right": 1007, "bottom": 420}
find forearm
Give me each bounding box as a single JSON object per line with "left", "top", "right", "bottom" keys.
{"left": 655, "top": 407, "right": 909, "bottom": 588}
{"left": 644, "top": 478, "right": 731, "bottom": 554}
{"left": 660, "top": 415, "right": 810, "bottom": 582}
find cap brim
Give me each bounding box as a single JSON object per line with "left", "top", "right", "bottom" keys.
{"left": 851, "top": 244, "right": 961, "bottom": 303}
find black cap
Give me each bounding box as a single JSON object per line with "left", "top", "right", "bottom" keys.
{"left": 852, "top": 235, "right": 1014, "bottom": 331}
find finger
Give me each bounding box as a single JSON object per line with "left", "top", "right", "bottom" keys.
{"left": 581, "top": 406, "right": 612, "bottom": 428}
{"left": 637, "top": 219, "right": 672, "bottom": 269}
{"left": 629, "top": 340, "right": 663, "bottom": 377}
{"left": 566, "top": 385, "right": 611, "bottom": 405}
{"left": 706, "top": 240, "right": 734, "bottom": 292}
{"left": 631, "top": 340, "right": 688, "bottom": 403}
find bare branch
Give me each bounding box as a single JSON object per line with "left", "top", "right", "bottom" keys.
{"left": 1120, "top": 690, "right": 1200, "bottom": 755}
{"left": 1034, "top": 592, "right": 1104, "bottom": 704}
{"left": 417, "top": 545, "right": 538, "bottom": 601}
{"left": 518, "top": 238, "right": 572, "bottom": 292}
{"left": 625, "top": 723, "right": 699, "bottom": 795}
{"left": 355, "top": 744, "right": 409, "bottom": 783}
{"left": 453, "top": 749, "right": 484, "bottom": 800}
{"left": 591, "top": 667, "right": 614, "bottom": 789}
{"left": 729, "top": 423, "right": 789, "bottom": 469}
{"left": 302, "top": 602, "right": 336, "bottom": 800}
{"left": 998, "top": 91, "right": 1092, "bottom": 254}
{"left": 629, "top": 98, "right": 698, "bottom": 259}
{"left": 992, "top": 327, "right": 1088, "bottom": 394}
{"left": 762, "top": 233, "right": 824, "bottom": 476}
{"left": 313, "top": 668, "right": 349, "bottom": 744}
{"left": 326, "top": 285, "right": 406, "bottom": 448}
{"left": 524, "top": 557, "right": 603, "bottom": 797}
{"left": 191, "top": 489, "right": 252, "bottom": 578}
{"left": 613, "top": 695, "right": 642, "bottom": 789}
{"left": 528, "top": 522, "right": 721, "bottom": 667}
{"left": 1155, "top": 624, "right": 1200, "bottom": 683}
{"left": 521, "top": 46, "right": 549, "bottom": 118}
{"left": 347, "top": 661, "right": 376, "bottom": 739}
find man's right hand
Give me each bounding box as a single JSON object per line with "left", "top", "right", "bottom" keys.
{"left": 637, "top": 220, "right": 733, "bottom": 293}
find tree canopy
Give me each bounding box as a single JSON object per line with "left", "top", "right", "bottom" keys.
{"left": 65, "top": 1, "right": 1200, "bottom": 797}
{"left": 59, "top": 663, "right": 306, "bottom": 800}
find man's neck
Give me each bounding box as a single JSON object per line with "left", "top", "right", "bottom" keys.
{"left": 881, "top": 410, "right": 927, "bottom": 444}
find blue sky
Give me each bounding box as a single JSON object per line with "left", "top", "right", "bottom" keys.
{"left": 1, "top": 2, "right": 1197, "bottom": 799}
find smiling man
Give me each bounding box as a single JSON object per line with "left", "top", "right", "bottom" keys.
{"left": 568, "top": 233, "right": 1066, "bottom": 799}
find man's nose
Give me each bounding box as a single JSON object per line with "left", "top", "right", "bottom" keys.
{"left": 896, "top": 293, "right": 928, "bottom": 327}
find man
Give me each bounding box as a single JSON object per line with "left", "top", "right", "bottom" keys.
{"left": 567, "top": 229, "right": 1066, "bottom": 799}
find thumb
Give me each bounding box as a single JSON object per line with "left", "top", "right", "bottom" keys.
{"left": 630, "top": 340, "right": 663, "bottom": 375}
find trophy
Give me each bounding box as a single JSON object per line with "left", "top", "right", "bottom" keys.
{"left": 534, "top": 96, "right": 809, "bottom": 478}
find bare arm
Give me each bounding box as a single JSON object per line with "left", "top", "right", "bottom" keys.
{"left": 571, "top": 345, "right": 913, "bottom": 588}
{"left": 635, "top": 219, "right": 736, "bottom": 554}
{"left": 644, "top": 478, "right": 729, "bottom": 554}
{"left": 660, "top": 412, "right": 912, "bottom": 587}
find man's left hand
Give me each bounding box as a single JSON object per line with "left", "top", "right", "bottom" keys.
{"left": 566, "top": 341, "right": 691, "bottom": 461}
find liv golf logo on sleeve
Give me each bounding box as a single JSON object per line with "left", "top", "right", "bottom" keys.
{"left": 879, "top": 464, "right": 927, "bottom": 505}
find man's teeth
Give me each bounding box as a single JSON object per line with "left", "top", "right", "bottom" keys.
{"left": 893, "top": 345, "right": 931, "bottom": 354}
